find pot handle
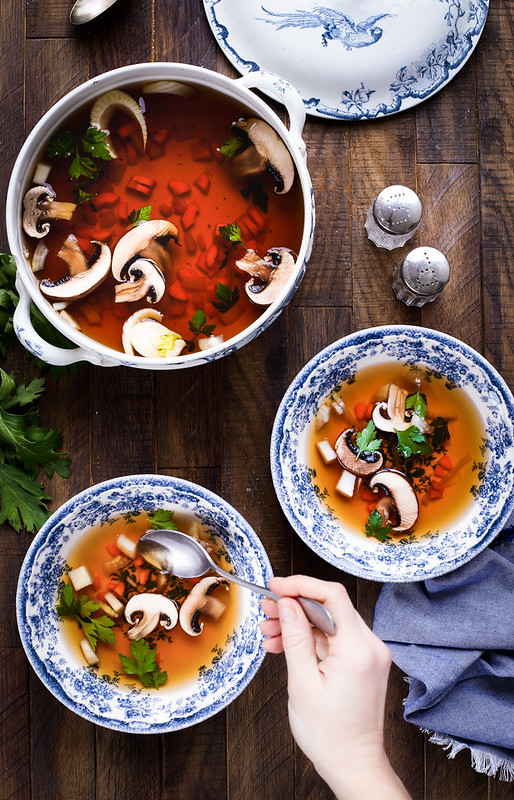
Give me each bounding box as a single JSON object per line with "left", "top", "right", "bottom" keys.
{"left": 13, "top": 279, "right": 115, "bottom": 367}
{"left": 236, "top": 71, "right": 307, "bottom": 156}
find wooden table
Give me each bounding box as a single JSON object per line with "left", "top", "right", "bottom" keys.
{"left": 1, "top": 2, "right": 512, "bottom": 798}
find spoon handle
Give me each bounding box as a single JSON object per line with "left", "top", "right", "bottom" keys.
{"left": 214, "top": 567, "right": 336, "bottom": 635}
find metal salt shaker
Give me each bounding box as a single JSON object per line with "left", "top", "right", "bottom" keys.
{"left": 392, "top": 246, "right": 450, "bottom": 307}
{"left": 365, "top": 185, "right": 422, "bottom": 250}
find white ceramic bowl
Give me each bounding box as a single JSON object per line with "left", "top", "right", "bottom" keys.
{"left": 6, "top": 63, "right": 314, "bottom": 370}
{"left": 271, "top": 325, "right": 514, "bottom": 582}
{"left": 16, "top": 474, "right": 273, "bottom": 732}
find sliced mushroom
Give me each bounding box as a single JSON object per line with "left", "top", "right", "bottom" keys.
{"left": 39, "top": 241, "right": 111, "bottom": 302}
{"left": 90, "top": 89, "right": 147, "bottom": 158}
{"left": 57, "top": 234, "right": 88, "bottom": 276}
{"left": 369, "top": 470, "right": 419, "bottom": 533}
{"left": 22, "top": 186, "right": 76, "bottom": 239}
{"left": 128, "top": 318, "right": 186, "bottom": 358}
{"left": 124, "top": 593, "right": 178, "bottom": 641}
{"left": 233, "top": 118, "right": 295, "bottom": 194}
{"left": 114, "top": 258, "right": 166, "bottom": 304}
{"left": 372, "top": 383, "right": 412, "bottom": 433}
{"left": 334, "top": 428, "right": 383, "bottom": 477}
{"left": 239, "top": 248, "right": 296, "bottom": 306}
{"left": 179, "top": 577, "right": 229, "bottom": 637}
{"left": 142, "top": 80, "right": 195, "bottom": 97}
{"left": 111, "top": 219, "right": 179, "bottom": 282}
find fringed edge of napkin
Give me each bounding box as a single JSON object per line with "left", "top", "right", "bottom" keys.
{"left": 420, "top": 728, "right": 514, "bottom": 782}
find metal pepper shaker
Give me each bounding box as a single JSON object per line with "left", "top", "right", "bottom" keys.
{"left": 365, "top": 185, "right": 422, "bottom": 250}
{"left": 392, "top": 246, "right": 450, "bottom": 306}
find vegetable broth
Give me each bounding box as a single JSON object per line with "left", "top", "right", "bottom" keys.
{"left": 307, "top": 363, "right": 486, "bottom": 541}
{"left": 25, "top": 84, "right": 304, "bottom": 354}
{"left": 62, "top": 512, "right": 240, "bottom": 689}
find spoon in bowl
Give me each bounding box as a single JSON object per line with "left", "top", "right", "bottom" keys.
{"left": 70, "top": 0, "right": 118, "bottom": 25}
{"left": 138, "top": 529, "right": 336, "bottom": 636}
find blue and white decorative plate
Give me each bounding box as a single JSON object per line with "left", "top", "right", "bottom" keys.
{"left": 271, "top": 326, "right": 514, "bottom": 582}
{"left": 16, "top": 474, "right": 272, "bottom": 733}
{"left": 204, "top": 0, "right": 489, "bottom": 120}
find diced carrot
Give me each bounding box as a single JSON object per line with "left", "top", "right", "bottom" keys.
{"left": 127, "top": 177, "right": 154, "bottom": 197}
{"left": 118, "top": 201, "right": 128, "bottom": 222}
{"left": 146, "top": 140, "right": 165, "bottom": 160}
{"left": 153, "top": 128, "right": 171, "bottom": 145}
{"left": 206, "top": 244, "right": 219, "bottom": 270}
{"left": 437, "top": 454, "right": 453, "bottom": 470}
{"left": 360, "top": 486, "right": 376, "bottom": 502}
{"left": 196, "top": 232, "right": 207, "bottom": 252}
{"left": 159, "top": 203, "right": 172, "bottom": 218}
{"left": 106, "top": 543, "right": 122, "bottom": 556}
{"left": 130, "top": 174, "right": 156, "bottom": 189}
{"left": 74, "top": 227, "right": 111, "bottom": 243}
{"left": 133, "top": 554, "right": 144, "bottom": 567}
{"left": 178, "top": 266, "right": 207, "bottom": 291}
{"left": 194, "top": 170, "right": 211, "bottom": 194}
{"left": 196, "top": 252, "right": 208, "bottom": 274}
{"left": 354, "top": 402, "right": 368, "bottom": 420}
{"left": 190, "top": 140, "right": 213, "bottom": 161}
{"left": 430, "top": 479, "right": 446, "bottom": 493}
{"left": 138, "top": 568, "right": 150, "bottom": 586}
{"left": 434, "top": 464, "right": 447, "bottom": 478}
{"left": 367, "top": 502, "right": 377, "bottom": 512}
{"left": 172, "top": 197, "right": 187, "bottom": 215}
{"left": 90, "top": 192, "right": 119, "bottom": 211}
{"left": 168, "top": 279, "right": 189, "bottom": 302}
{"left": 125, "top": 141, "right": 138, "bottom": 165}
{"left": 181, "top": 201, "right": 200, "bottom": 231}
{"left": 239, "top": 212, "right": 260, "bottom": 238}
{"left": 184, "top": 231, "right": 197, "bottom": 255}
{"left": 106, "top": 580, "right": 118, "bottom": 591}
{"left": 428, "top": 486, "right": 445, "bottom": 500}
{"left": 91, "top": 575, "right": 102, "bottom": 592}
{"left": 366, "top": 403, "right": 375, "bottom": 419}
{"left": 168, "top": 178, "right": 191, "bottom": 196}
{"left": 117, "top": 119, "right": 140, "bottom": 139}
{"left": 246, "top": 206, "right": 267, "bottom": 230}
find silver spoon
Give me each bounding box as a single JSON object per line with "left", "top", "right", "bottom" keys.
{"left": 70, "top": 0, "right": 118, "bottom": 25}
{"left": 139, "top": 529, "right": 336, "bottom": 636}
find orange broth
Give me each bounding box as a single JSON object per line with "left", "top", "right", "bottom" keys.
{"left": 62, "top": 512, "right": 240, "bottom": 689}
{"left": 26, "top": 84, "right": 304, "bottom": 354}
{"left": 306, "top": 363, "right": 485, "bottom": 541}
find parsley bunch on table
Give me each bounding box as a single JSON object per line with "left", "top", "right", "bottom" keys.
{"left": 0, "top": 367, "right": 69, "bottom": 532}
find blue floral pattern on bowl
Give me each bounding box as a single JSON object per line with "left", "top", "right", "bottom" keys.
{"left": 204, "top": 0, "right": 489, "bottom": 120}
{"left": 270, "top": 326, "right": 514, "bottom": 582}
{"left": 16, "top": 474, "right": 272, "bottom": 732}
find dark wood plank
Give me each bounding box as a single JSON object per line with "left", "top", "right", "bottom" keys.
{"left": 89, "top": 0, "right": 152, "bottom": 76}
{"left": 476, "top": 4, "right": 514, "bottom": 386}
{"left": 154, "top": 0, "right": 218, "bottom": 67}
{"left": 26, "top": 0, "right": 78, "bottom": 39}
{"left": 0, "top": 647, "right": 31, "bottom": 800}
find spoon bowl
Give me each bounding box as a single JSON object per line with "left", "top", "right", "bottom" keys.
{"left": 70, "top": 0, "right": 118, "bottom": 25}
{"left": 139, "top": 529, "right": 336, "bottom": 635}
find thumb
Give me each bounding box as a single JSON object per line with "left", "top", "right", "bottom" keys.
{"left": 278, "top": 598, "right": 319, "bottom": 690}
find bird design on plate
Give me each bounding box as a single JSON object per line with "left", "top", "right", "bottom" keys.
{"left": 259, "top": 5, "right": 395, "bottom": 49}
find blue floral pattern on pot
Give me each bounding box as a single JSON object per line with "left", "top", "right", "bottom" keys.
{"left": 270, "top": 326, "right": 514, "bottom": 582}
{"left": 204, "top": 0, "right": 489, "bottom": 120}
{"left": 16, "top": 475, "right": 272, "bottom": 733}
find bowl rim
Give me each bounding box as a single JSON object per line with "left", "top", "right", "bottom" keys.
{"left": 16, "top": 473, "right": 272, "bottom": 732}
{"left": 271, "top": 324, "right": 514, "bottom": 582}
{"left": 6, "top": 62, "right": 314, "bottom": 369}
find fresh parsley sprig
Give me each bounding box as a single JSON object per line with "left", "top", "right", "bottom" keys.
{"left": 405, "top": 390, "right": 428, "bottom": 419}
{"left": 56, "top": 582, "right": 115, "bottom": 651}
{"left": 0, "top": 254, "right": 19, "bottom": 357}
{"left": 119, "top": 639, "right": 168, "bottom": 689}
{"left": 128, "top": 206, "right": 152, "bottom": 227}
{"left": 184, "top": 309, "right": 216, "bottom": 352}
{"left": 365, "top": 509, "right": 392, "bottom": 541}
{"left": 47, "top": 126, "right": 112, "bottom": 201}
{"left": 213, "top": 282, "right": 240, "bottom": 313}
{"left": 148, "top": 509, "right": 177, "bottom": 530}
{"left": 355, "top": 420, "right": 382, "bottom": 460}
{"left": 218, "top": 129, "right": 246, "bottom": 158}
{"left": 219, "top": 222, "right": 246, "bottom": 247}
{"left": 395, "top": 425, "right": 433, "bottom": 458}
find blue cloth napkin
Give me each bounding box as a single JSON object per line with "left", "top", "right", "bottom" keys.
{"left": 373, "top": 517, "right": 514, "bottom": 781}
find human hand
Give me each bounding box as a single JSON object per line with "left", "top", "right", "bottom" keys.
{"left": 260, "top": 575, "right": 410, "bottom": 800}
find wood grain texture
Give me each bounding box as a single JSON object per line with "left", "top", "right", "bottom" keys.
{"left": 1, "top": 1, "right": 513, "bottom": 799}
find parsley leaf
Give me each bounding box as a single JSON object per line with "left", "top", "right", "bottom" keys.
{"left": 212, "top": 282, "right": 240, "bottom": 313}
{"left": 395, "top": 425, "right": 433, "bottom": 458}
{"left": 0, "top": 254, "right": 20, "bottom": 357}
{"left": 81, "top": 126, "right": 112, "bottom": 160}
{"left": 365, "top": 509, "right": 392, "bottom": 541}
{"left": 184, "top": 309, "right": 216, "bottom": 352}
{"left": 47, "top": 129, "right": 75, "bottom": 158}
{"left": 355, "top": 420, "right": 382, "bottom": 459}
{"left": 0, "top": 367, "right": 70, "bottom": 532}
{"left": 406, "top": 390, "right": 428, "bottom": 419}
{"left": 218, "top": 222, "right": 246, "bottom": 247}
{"left": 76, "top": 187, "right": 97, "bottom": 205}
{"left": 128, "top": 206, "right": 152, "bottom": 227}
{"left": 56, "top": 582, "right": 115, "bottom": 650}
{"left": 218, "top": 130, "right": 246, "bottom": 158}
{"left": 119, "top": 639, "right": 168, "bottom": 689}
{"left": 148, "top": 509, "right": 177, "bottom": 530}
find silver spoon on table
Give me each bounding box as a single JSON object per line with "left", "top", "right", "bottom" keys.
{"left": 138, "top": 529, "right": 336, "bottom": 636}
{"left": 70, "top": 0, "right": 118, "bottom": 25}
